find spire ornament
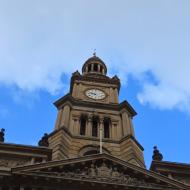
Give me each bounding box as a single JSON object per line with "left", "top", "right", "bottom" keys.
{"left": 0, "top": 128, "right": 5, "bottom": 142}
{"left": 152, "top": 146, "right": 163, "bottom": 161}
{"left": 93, "top": 49, "right": 96, "bottom": 57}
{"left": 38, "top": 133, "right": 49, "bottom": 147}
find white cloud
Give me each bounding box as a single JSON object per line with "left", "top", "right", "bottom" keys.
{"left": 137, "top": 82, "right": 190, "bottom": 112}
{"left": 0, "top": 0, "right": 190, "bottom": 113}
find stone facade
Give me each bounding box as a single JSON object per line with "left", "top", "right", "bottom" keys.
{"left": 50, "top": 55, "right": 145, "bottom": 167}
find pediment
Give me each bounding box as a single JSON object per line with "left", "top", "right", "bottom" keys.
{"left": 12, "top": 154, "right": 188, "bottom": 189}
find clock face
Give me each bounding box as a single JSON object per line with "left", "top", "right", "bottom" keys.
{"left": 85, "top": 89, "right": 106, "bottom": 100}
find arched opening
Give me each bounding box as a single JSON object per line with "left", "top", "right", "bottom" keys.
{"left": 100, "top": 66, "right": 103, "bottom": 73}
{"left": 83, "top": 150, "right": 98, "bottom": 156}
{"left": 80, "top": 115, "right": 87, "bottom": 136}
{"left": 88, "top": 64, "right": 92, "bottom": 72}
{"left": 78, "top": 145, "right": 111, "bottom": 157}
{"left": 94, "top": 63, "right": 98, "bottom": 72}
{"left": 104, "top": 118, "right": 110, "bottom": 138}
{"left": 92, "top": 116, "right": 98, "bottom": 137}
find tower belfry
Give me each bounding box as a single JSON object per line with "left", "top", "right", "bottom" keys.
{"left": 49, "top": 55, "right": 145, "bottom": 168}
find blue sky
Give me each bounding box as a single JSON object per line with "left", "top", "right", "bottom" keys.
{"left": 0, "top": 0, "right": 190, "bottom": 167}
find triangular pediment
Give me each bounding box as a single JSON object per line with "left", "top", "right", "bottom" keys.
{"left": 12, "top": 154, "right": 188, "bottom": 189}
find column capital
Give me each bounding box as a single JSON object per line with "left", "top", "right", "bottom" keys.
{"left": 99, "top": 119, "right": 104, "bottom": 124}
{"left": 73, "top": 115, "right": 80, "bottom": 120}
{"left": 121, "top": 109, "right": 128, "bottom": 115}
{"left": 88, "top": 118, "right": 92, "bottom": 122}
{"left": 99, "top": 117, "right": 104, "bottom": 123}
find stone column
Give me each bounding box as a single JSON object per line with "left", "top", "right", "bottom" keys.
{"left": 129, "top": 117, "right": 135, "bottom": 137}
{"left": 31, "top": 157, "right": 35, "bottom": 164}
{"left": 85, "top": 66, "right": 88, "bottom": 73}
{"left": 98, "top": 64, "right": 100, "bottom": 72}
{"left": 97, "top": 122, "right": 99, "bottom": 138}
{"left": 102, "top": 68, "right": 105, "bottom": 74}
{"left": 121, "top": 111, "right": 129, "bottom": 136}
{"left": 109, "top": 120, "right": 112, "bottom": 139}
{"left": 99, "top": 119, "right": 104, "bottom": 138}
{"left": 54, "top": 109, "right": 63, "bottom": 130}
{"left": 111, "top": 123, "right": 114, "bottom": 139}
{"left": 69, "top": 119, "right": 73, "bottom": 133}
{"left": 121, "top": 111, "right": 134, "bottom": 137}
{"left": 60, "top": 105, "right": 71, "bottom": 128}
{"left": 114, "top": 88, "right": 119, "bottom": 103}
{"left": 72, "top": 83, "right": 78, "bottom": 97}
{"left": 85, "top": 118, "right": 89, "bottom": 136}
{"left": 168, "top": 173, "right": 173, "bottom": 179}
{"left": 109, "top": 88, "right": 114, "bottom": 103}
{"left": 42, "top": 158, "right": 46, "bottom": 163}
{"left": 20, "top": 186, "right": 24, "bottom": 190}
{"left": 112, "top": 123, "right": 118, "bottom": 140}
{"left": 76, "top": 117, "right": 80, "bottom": 135}
{"left": 87, "top": 117, "right": 92, "bottom": 136}
{"left": 72, "top": 118, "right": 76, "bottom": 135}
{"left": 118, "top": 119, "right": 123, "bottom": 138}
{"left": 91, "top": 64, "right": 94, "bottom": 71}
{"left": 77, "top": 83, "right": 82, "bottom": 99}
{"left": 73, "top": 117, "right": 80, "bottom": 135}
{"left": 99, "top": 119, "right": 104, "bottom": 154}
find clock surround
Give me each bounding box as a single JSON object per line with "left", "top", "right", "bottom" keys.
{"left": 85, "top": 88, "right": 106, "bottom": 100}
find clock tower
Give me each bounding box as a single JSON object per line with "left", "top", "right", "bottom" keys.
{"left": 48, "top": 54, "right": 145, "bottom": 168}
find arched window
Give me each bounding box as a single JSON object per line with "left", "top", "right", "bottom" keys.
{"left": 80, "top": 116, "right": 87, "bottom": 135}
{"left": 104, "top": 118, "right": 110, "bottom": 138}
{"left": 92, "top": 116, "right": 98, "bottom": 137}
{"left": 94, "top": 63, "right": 98, "bottom": 72}
{"left": 100, "top": 66, "right": 103, "bottom": 73}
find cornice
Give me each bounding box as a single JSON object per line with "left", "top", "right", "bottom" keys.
{"left": 48, "top": 127, "right": 143, "bottom": 151}
{"left": 0, "top": 142, "right": 52, "bottom": 159}
{"left": 53, "top": 94, "right": 137, "bottom": 117}
{"left": 150, "top": 160, "right": 190, "bottom": 173}
{"left": 70, "top": 72, "right": 121, "bottom": 94}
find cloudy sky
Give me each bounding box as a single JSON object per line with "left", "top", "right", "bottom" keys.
{"left": 0, "top": 0, "right": 190, "bottom": 167}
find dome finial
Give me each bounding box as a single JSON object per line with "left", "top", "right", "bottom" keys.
{"left": 93, "top": 49, "right": 96, "bottom": 57}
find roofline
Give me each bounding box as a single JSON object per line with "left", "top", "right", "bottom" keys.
{"left": 11, "top": 153, "right": 189, "bottom": 189}
{"left": 0, "top": 142, "right": 52, "bottom": 151}
{"left": 0, "top": 142, "right": 52, "bottom": 159}
{"left": 150, "top": 160, "right": 190, "bottom": 171}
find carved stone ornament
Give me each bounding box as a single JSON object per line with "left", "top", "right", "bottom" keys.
{"left": 32, "top": 161, "right": 168, "bottom": 188}
{"left": 0, "top": 158, "right": 29, "bottom": 168}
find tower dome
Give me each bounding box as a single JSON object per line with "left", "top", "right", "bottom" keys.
{"left": 82, "top": 54, "right": 107, "bottom": 75}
